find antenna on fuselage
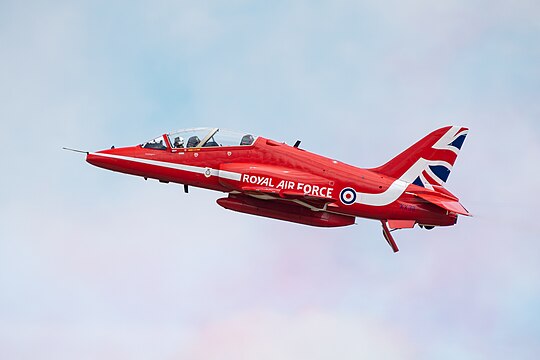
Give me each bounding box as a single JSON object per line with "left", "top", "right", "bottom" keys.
{"left": 293, "top": 140, "right": 301, "bottom": 148}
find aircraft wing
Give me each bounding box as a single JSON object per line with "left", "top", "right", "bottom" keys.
{"left": 240, "top": 185, "right": 281, "bottom": 196}
{"left": 240, "top": 186, "right": 331, "bottom": 201}
{"left": 219, "top": 163, "right": 336, "bottom": 210}
{"left": 217, "top": 164, "right": 350, "bottom": 227}
{"left": 240, "top": 185, "right": 336, "bottom": 209}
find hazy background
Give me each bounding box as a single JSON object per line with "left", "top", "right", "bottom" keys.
{"left": 1, "top": 0, "right": 539, "bottom": 359}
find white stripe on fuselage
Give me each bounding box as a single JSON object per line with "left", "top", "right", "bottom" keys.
{"left": 89, "top": 152, "right": 242, "bottom": 181}
{"left": 352, "top": 127, "right": 462, "bottom": 206}
{"left": 91, "top": 153, "right": 441, "bottom": 208}
{"left": 354, "top": 158, "right": 452, "bottom": 206}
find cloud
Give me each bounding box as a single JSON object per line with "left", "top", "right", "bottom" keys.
{"left": 180, "top": 309, "right": 417, "bottom": 360}
{"left": 1, "top": 0, "right": 540, "bottom": 359}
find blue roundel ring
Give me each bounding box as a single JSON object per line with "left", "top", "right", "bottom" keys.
{"left": 340, "top": 187, "right": 357, "bottom": 205}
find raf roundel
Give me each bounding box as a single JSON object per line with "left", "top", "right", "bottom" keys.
{"left": 340, "top": 187, "right": 357, "bottom": 205}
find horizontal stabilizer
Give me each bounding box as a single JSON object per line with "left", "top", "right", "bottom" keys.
{"left": 415, "top": 192, "right": 470, "bottom": 216}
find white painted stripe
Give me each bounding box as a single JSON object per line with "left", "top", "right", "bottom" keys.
{"left": 219, "top": 170, "right": 242, "bottom": 181}
{"left": 90, "top": 152, "right": 242, "bottom": 181}
{"left": 432, "top": 126, "right": 460, "bottom": 154}
{"left": 419, "top": 172, "right": 435, "bottom": 190}
{"left": 432, "top": 126, "right": 468, "bottom": 154}
{"left": 356, "top": 179, "right": 409, "bottom": 206}
{"left": 90, "top": 152, "right": 449, "bottom": 209}
{"left": 354, "top": 158, "right": 451, "bottom": 206}
{"left": 400, "top": 158, "right": 452, "bottom": 183}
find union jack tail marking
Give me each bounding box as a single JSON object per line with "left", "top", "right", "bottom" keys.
{"left": 372, "top": 126, "right": 469, "bottom": 189}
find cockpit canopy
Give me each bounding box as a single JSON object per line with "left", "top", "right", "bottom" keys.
{"left": 142, "top": 128, "right": 257, "bottom": 150}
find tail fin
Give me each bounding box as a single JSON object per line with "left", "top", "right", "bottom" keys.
{"left": 372, "top": 126, "right": 468, "bottom": 189}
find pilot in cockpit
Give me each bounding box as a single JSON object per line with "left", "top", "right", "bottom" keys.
{"left": 241, "top": 134, "right": 254, "bottom": 146}
{"left": 173, "top": 136, "right": 184, "bottom": 148}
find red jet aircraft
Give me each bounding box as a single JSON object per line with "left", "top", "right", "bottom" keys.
{"left": 68, "top": 126, "right": 470, "bottom": 252}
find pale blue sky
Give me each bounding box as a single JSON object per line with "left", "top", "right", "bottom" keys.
{"left": 1, "top": 1, "right": 539, "bottom": 359}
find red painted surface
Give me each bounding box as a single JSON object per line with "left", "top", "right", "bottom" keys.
{"left": 217, "top": 195, "right": 355, "bottom": 228}
{"left": 83, "top": 126, "right": 470, "bottom": 251}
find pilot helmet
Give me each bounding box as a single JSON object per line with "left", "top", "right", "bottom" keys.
{"left": 240, "top": 134, "right": 254, "bottom": 145}
{"left": 174, "top": 136, "right": 184, "bottom": 145}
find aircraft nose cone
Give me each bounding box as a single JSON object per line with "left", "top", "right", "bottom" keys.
{"left": 86, "top": 151, "right": 115, "bottom": 170}
{"left": 86, "top": 152, "right": 101, "bottom": 167}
